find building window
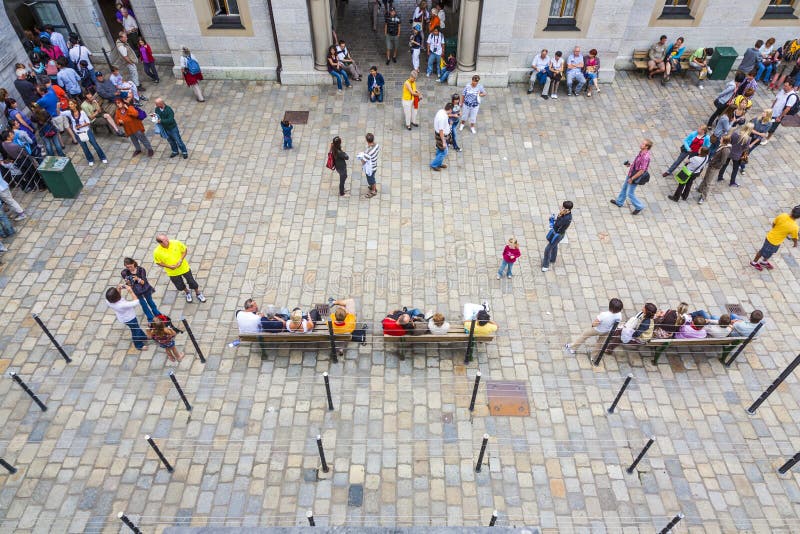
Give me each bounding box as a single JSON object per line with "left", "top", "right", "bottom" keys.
{"left": 209, "top": 0, "right": 244, "bottom": 29}
{"left": 660, "top": 0, "right": 693, "bottom": 18}
{"left": 763, "top": 0, "right": 797, "bottom": 19}
{"left": 545, "top": 0, "right": 580, "bottom": 31}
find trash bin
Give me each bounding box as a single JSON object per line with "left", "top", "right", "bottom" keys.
{"left": 707, "top": 47, "right": 738, "bottom": 80}
{"left": 445, "top": 36, "right": 458, "bottom": 57}
{"left": 38, "top": 156, "right": 83, "bottom": 199}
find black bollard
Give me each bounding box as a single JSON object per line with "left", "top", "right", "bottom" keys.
{"left": 145, "top": 435, "right": 174, "bottom": 473}
{"left": 778, "top": 451, "right": 800, "bottom": 474}
{"left": 724, "top": 322, "right": 763, "bottom": 367}
{"left": 0, "top": 458, "right": 17, "bottom": 474}
{"left": 9, "top": 372, "right": 47, "bottom": 411}
{"left": 469, "top": 371, "right": 482, "bottom": 412}
{"left": 323, "top": 372, "right": 334, "bottom": 411}
{"left": 608, "top": 373, "right": 633, "bottom": 414}
{"left": 593, "top": 320, "right": 619, "bottom": 366}
{"left": 307, "top": 510, "right": 316, "bottom": 526}
{"left": 626, "top": 436, "right": 655, "bottom": 474}
{"left": 118, "top": 512, "right": 142, "bottom": 534}
{"left": 747, "top": 353, "right": 800, "bottom": 414}
{"left": 316, "top": 435, "right": 329, "bottom": 473}
{"left": 489, "top": 510, "right": 498, "bottom": 526}
{"left": 475, "top": 434, "right": 489, "bottom": 472}
{"left": 32, "top": 313, "right": 72, "bottom": 363}
{"left": 464, "top": 319, "right": 477, "bottom": 364}
{"left": 181, "top": 317, "right": 206, "bottom": 364}
{"left": 657, "top": 512, "right": 684, "bottom": 534}
{"left": 327, "top": 321, "right": 338, "bottom": 363}
{"left": 168, "top": 371, "right": 192, "bottom": 412}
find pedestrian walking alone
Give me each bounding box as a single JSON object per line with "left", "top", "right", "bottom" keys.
{"left": 749, "top": 206, "right": 799, "bottom": 271}
{"left": 497, "top": 237, "right": 521, "bottom": 279}
{"left": 330, "top": 136, "right": 349, "bottom": 196}
{"left": 105, "top": 284, "right": 147, "bottom": 350}
{"left": 542, "top": 201, "right": 573, "bottom": 272}
{"left": 362, "top": 133, "right": 380, "bottom": 197}
{"left": 180, "top": 46, "right": 205, "bottom": 102}
{"left": 153, "top": 233, "right": 207, "bottom": 303}
{"left": 153, "top": 98, "right": 189, "bottom": 159}
{"left": 611, "top": 139, "right": 652, "bottom": 215}
{"left": 430, "top": 103, "right": 451, "bottom": 171}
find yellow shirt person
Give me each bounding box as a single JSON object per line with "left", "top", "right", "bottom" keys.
{"left": 751, "top": 208, "right": 800, "bottom": 271}
{"left": 152, "top": 233, "right": 206, "bottom": 302}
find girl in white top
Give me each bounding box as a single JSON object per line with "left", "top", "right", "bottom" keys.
{"left": 64, "top": 100, "right": 108, "bottom": 165}
{"left": 548, "top": 52, "right": 565, "bottom": 98}
{"left": 427, "top": 313, "right": 450, "bottom": 335}
{"left": 286, "top": 308, "right": 314, "bottom": 333}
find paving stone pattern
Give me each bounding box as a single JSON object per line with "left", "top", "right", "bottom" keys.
{"left": 1, "top": 4, "right": 800, "bottom": 533}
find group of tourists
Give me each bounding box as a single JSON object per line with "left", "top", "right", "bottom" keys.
{"left": 382, "top": 302, "right": 498, "bottom": 337}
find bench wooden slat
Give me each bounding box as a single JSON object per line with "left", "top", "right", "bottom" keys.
{"left": 648, "top": 337, "right": 744, "bottom": 345}
{"left": 632, "top": 49, "right": 649, "bottom": 70}
{"left": 240, "top": 323, "right": 351, "bottom": 343}
{"left": 384, "top": 335, "right": 494, "bottom": 342}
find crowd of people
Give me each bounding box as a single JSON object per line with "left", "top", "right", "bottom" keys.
{"left": 382, "top": 302, "right": 498, "bottom": 337}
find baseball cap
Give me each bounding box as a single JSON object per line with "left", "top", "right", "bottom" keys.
{"left": 95, "top": 71, "right": 104, "bottom": 76}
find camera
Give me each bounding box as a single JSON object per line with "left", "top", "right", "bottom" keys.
{"left": 623, "top": 160, "right": 630, "bottom": 166}
{"left": 125, "top": 275, "right": 135, "bottom": 285}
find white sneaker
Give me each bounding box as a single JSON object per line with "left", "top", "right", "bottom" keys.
{"left": 698, "top": 84, "right": 704, "bottom": 90}
{"left": 564, "top": 344, "right": 576, "bottom": 355}
{"left": 196, "top": 292, "right": 206, "bottom": 303}
{"left": 185, "top": 292, "right": 193, "bottom": 303}
{"left": 470, "top": 126, "right": 476, "bottom": 134}
{"left": 88, "top": 161, "right": 94, "bottom": 166}
{"left": 761, "top": 139, "right": 769, "bottom": 146}
{"left": 459, "top": 123, "right": 465, "bottom": 131}
{"left": 551, "top": 94, "right": 558, "bottom": 99}
{"left": 541, "top": 267, "right": 549, "bottom": 272}
{"left": 14, "top": 213, "right": 27, "bottom": 221}
{"left": 0, "top": 242, "right": 7, "bottom": 252}
{"left": 496, "top": 274, "right": 501, "bottom": 280}
{"left": 102, "top": 159, "right": 108, "bottom": 164}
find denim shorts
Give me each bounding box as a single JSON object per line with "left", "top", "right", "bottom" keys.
{"left": 759, "top": 239, "right": 780, "bottom": 260}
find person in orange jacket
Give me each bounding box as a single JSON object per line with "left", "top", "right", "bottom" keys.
{"left": 114, "top": 98, "right": 152, "bottom": 156}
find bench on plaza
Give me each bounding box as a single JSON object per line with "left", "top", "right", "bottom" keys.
{"left": 383, "top": 319, "right": 495, "bottom": 363}
{"left": 632, "top": 49, "right": 692, "bottom": 76}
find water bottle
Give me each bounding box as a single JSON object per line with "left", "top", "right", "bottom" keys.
{"left": 227, "top": 339, "right": 240, "bottom": 348}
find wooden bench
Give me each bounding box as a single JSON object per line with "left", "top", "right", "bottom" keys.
{"left": 239, "top": 322, "right": 354, "bottom": 362}
{"left": 632, "top": 49, "right": 693, "bottom": 76}
{"left": 383, "top": 322, "right": 495, "bottom": 362}
{"left": 646, "top": 336, "right": 746, "bottom": 364}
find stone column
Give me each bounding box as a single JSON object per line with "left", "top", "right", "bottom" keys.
{"left": 308, "top": 0, "right": 332, "bottom": 70}
{"left": 457, "top": 0, "right": 481, "bottom": 71}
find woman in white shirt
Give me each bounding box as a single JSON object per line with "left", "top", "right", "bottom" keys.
{"left": 65, "top": 100, "right": 107, "bottom": 166}
{"left": 286, "top": 308, "right": 314, "bottom": 333}
{"left": 547, "top": 51, "right": 565, "bottom": 99}
{"left": 106, "top": 284, "right": 147, "bottom": 350}
{"left": 427, "top": 312, "right": 450, "bottom": 335}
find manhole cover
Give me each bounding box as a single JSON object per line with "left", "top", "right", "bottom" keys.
{"left": 283, "top": 110, "right": 309, "bottom": 124}
{"left": 726, "top": 304, "right": 746, "bottom": 317}
{"left": 486, "top": 380, "right": 530, "bottom": 416}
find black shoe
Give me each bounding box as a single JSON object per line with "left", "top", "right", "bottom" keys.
{"left": 631, "top": 209, "right": 642, "bottom": 215}
{"left": 526, "top": 89, "right": 533, "bottom": 94}
{"left": 609, "top": 200, "right": 621, "bottom": 207}
{"left": 668, "top": 195, "right": 679, "bottom": 202}
{"left": 169, "top": 153, "right": 178, "bottom": 158}
{"left": 392, "top": 57, "right": 397, "bottom": 63}
{"left": 386, "top": 59, "right": 390, "bottom": 65}
{"left": 182, "top": 153, "right": 188, "bottom": 159}
{"left": 541, "top": 95, "right": 549, "bottom": 99}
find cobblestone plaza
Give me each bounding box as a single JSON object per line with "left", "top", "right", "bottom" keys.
{"left": 1, "top": 59, "right": 800, "bottom": 533}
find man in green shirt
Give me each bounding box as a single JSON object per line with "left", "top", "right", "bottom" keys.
{"left": 689, "top": 47, "right": 714, "bottom": 89}
{"left": 153, "top": 98, "right": 189, "bottom": 159}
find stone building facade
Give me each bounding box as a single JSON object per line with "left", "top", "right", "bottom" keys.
{"left": 1, "top": 0, "right": 799, "bottom": 98}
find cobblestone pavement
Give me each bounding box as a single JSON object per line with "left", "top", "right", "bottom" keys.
{"left": 1, "top": 15, "right": 800, "bottom": 533}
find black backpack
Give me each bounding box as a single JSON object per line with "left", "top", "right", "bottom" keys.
{"left": 786, "top": 93, "right": 800, "bottom": 116}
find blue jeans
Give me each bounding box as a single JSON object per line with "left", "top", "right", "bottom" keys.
{"left": 283, "top": 135, "right": 292, "bottom": 149}
{"left": 42, "top": 134, "right": 65, "bottom": 157}
{"left": 125, "top": 317, "right": 147, "bottom": 349}
{"left": 692, "top": 310, "right": 742, "bottom": 321}
{"left": 430, "top": 145, "right": 448, "bottom": 169}
{"left": 666, "top": 148, "right": 693, "bottom": 174}
{"left": 566, "top": 69, "right": 586, "bottom": 94}
{"left": 137, "top": 292, "right": 162, "bottom": 322}
{"left": 615, "top": 178, "right": 644, "bottom": 211}
{"left": 542, "top": 233, "right": 564, "bottom": 268}
{"left": 449, "top": 121, "right": 460, "bottom": 150}
{"left": 498, "top": 260, "right": 514, "bottom": 277}
{"left": 78, "top": 129, "right": 106, "bottom": 163}
{"left": 757, "top": 62, "right": 773, "bottom": 82}
{"left": 369, "top": 89, "right": 384, "bottom": 102}
{"left": 439, "top": 69, "right": 452, "bottom": 82}
{"left": 330, "top": 69, "right": 350, "bottom": 90}
{"left": 164, "top": 125, "right": 188, "bottom": 156}
{"left": 427, "top": 52, "right": 441, "bottom": 76}
{"left": 586, "top": 72, "right": 597, "bottom": 87}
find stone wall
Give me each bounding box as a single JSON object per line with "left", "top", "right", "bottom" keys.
{"left": 0, "top": 2, "right": 32, "bottom": 106}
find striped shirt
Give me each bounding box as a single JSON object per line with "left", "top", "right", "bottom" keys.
{"left": 365, "top": 143, "right": 381, "bottom": 171}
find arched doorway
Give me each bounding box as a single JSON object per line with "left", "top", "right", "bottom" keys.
{"left": 4, "top": 0, "right": 73, "bottom": 46}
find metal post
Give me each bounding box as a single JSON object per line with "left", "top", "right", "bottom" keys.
{"left": 724, "top": 322, "right": 763, "bottom": 367}
{"left": 118, "top": 512, "right": 142, "bottom": 534}
{"left": 327, "top": 320, "right": 338, "bottom": 363}
{"left": 658, "top": 513, "right": 684, "bottom": 534}
{"left": 747, "top": 353, "right": 800, "bottom": 414}
{"left": 626, "top": 436, "right": 655, "bottom": 474}
{"left": 9, "top": 372, "right": 47, "bottom": 411}
{"left": 181, "top": 318, "right": 206, "bottom": 364}
{"left": 475, "top": 434, "right": 489, "bottom": 472}
{"left": 593, "top": 320, "right": 619, "bottom": 366}
{"left": 489, "top": 510, "right": 498, "bottom": 526}
{"left": 0, "top": 458, "right": 17, "bottom": 474}
{"left": 323, "top": 372, "right": 334, "bottom": 411}
{"left": 778, "top": 451, "right": 800, "bottom": 474}
{"left": 464, "top": 319, "right": 477, "bottom": 364}
{"left": 168, "top": 371, "right": 192, "bottom": 412}
{"left": 608, "top": 374, "right": 633, "bottom": 414}
{"left": 469, "top": 371, "right": 482, "bottom": 412}
{"left": 101, "top": 47, "right": 113, "bottom": 69}
{"left": 145, "top": 435, "right": 174, "bottom": 473}
{"left": 316, "top": 435, "right": 329, "bottom": 473}
{"left": 307, "top": 510, "right": 316, "bottom": 526}
{"left": 32, "top": 313, "right": 72, "bottom": 363}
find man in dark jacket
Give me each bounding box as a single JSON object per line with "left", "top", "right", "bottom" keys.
{"left": 542, "top": 201, "right": 573, "bottom": 272}
{"left": 153, "top": 98, "right": 189, "bottom": 159}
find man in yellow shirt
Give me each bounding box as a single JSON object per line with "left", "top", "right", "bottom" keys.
{"left": 750, "top": 206, "right": 799, "bottom": 271}
{"left": 153, "top": 233, "right": 206, "bottom": 302}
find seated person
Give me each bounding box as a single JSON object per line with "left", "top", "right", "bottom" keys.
{"left": 463, "top": 309, "right": 498, "bottom": 336}
{"left": 383, "top": 309, "right": 414, "bottom": 336}
{"left": 527, "top": 48, "right": 550, "bottom": 96}
{"left": 336, "top": 39, "right": 362, "bottom": 81}
{"left": 675, "top": 315, "right": 707, "bottom": 339}
{"left": 236, "top": 298, "right": 262, "bottom": 333}
{"left": 688, "top": 47, "right": 714, "bottom": 87}
{"left": 81, "top": 89, "right": 124, "bottom": 136}
{"left": 428, "top": 312, "right": 450, "bottom": 335}
{"left": 691, "top": 309, "right": 764, "bottom": 337}
{"left": 329, "top": 298, "right": 357, "bottom": 334}
{"left": 94, "top": 70, "right": 120, "bottom": 107}
{"left": 286, "top": 308, "right": 314, "bottom": 333}
{"left": 647, "top": 35, "right": 668, "bottom": 79}
{"left": 607, "top": 303, "right": 658, "bottom": 352}
{"left": 705, "top": 314, "right": 732, "bottom": 338}
{"left": 260, "top": 311, "right": 287, "bottom": 333}
{"left": 653, "top": 302, "right": 689, "bottom": 338}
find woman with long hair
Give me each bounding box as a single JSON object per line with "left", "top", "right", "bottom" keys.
{"left": 330, "top": 136, "right": 349, "bottom": 196}
{"left": 66, "top": 99, "right": 107, "bottom": 166}
{"left": 146, "top": 317, "right": 183, "bottom": 362}
{"left": 717, "top": 123, "right": 753, "bottom": 187}
{"left": 327, "top": 45, "right": 351, "bottom": 93}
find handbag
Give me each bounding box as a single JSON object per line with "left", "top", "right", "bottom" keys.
{"left": 413, "top": 94, "right": 420, "bottom": 109}
{"left": 77, "top": 131, "right": 89, "bottom": 142}
{"left": 675, "top": 166, "right": 693, "bottom": 185}
{"left": 325, "top": 151, "right": 335, "bottom": 170}
{"left": 632, "top": 170, "right": 650, "bottom": 185}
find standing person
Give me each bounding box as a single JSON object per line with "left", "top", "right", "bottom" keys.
{"left": 716, "top": 124, "right": 752, "bottom": 187}
{"left": 447, "top": 93, "right": 462, "bottom": 152}
{"left": 0, "top": 174, "right": 26, "bottom": 220}
{"left": 667, "top": 146, "right": 709, "bottom": 202}
{"left": 541, "top": 201, "right": 573, "bottom": 272}
{"left": 737, "top": 40, "right": 763, "bottom": 75}
{"left": 662, "top": 126, "right": 710, "bottom": 177}
{"left": 412, "top": 1, "right": 430, "bottom": 41}
{"left": 153, "top": 233, "right": 206, "bottom": 303}
{"left": 369, "top": 0, "right": 382, "bottom": 32}
{"left": 119, "top": 6, "right": 141, "bottom": 51}
{"left": 363, "top": 133, "right": 380, "bottom": 198}
{"left": 647, "top": 35, "right": 668, "bottom": 79}
{"left": 750, "top": 206, "right": 800, "bottom": 271}
{"left": 14, "top": 67, "right": 38, "bottom": 107}
{"left": 43, "top": 25, "right": 67, "bottom": 56}
{"left": 367, "top": 66, "right": 385, "bottom": 103}
{"left": 565, "top": 46, "right": 586, "bottom": 96}
{"left": 66, "top": 99, "right": 108, "bottom": 166}
{"left": 707, "top": 72, "right": 744, "bottom": 127}
{"left": 280, "top": 119, "right": 293, "bottom": 149}
{"left": 115, "top": 32, "right": 140, "bottom": 91}
{"left": 430, "top": 103, "right": 451, "bottom": 171}
{"left": 401, "top": 70, "right": 421, "bottom": 130}
{"left": 115, "top": 99, "right": 153, "bottom": 157}
{"left": 146, "top": 317, "right": 183, "bottom": 363}
{"left": 696, "top": 134, "right": 731, "bottom": 204}
{"left": 105, "top": 284, "right": 147, "bottom": 350}
{"left": 180, "top": 47, "right": 205, "bottom": 102}
{"left": 426, "top": 26, "right": 444, "bottom": 78}
{"left": 138, "top": 37, "right": 159, "bottom": 83}
{"left": 459, "top": 75, "right": 487, "bottom": 133}
{"left": 330, "top": 136, "right": 349, "bottom": 197}
{"left": 766, "top": 80, "right": 798, "bottom": 141}
{"left": 68, "top": 39, "right": 95, "bottom": 83}
{"left": 610, "top": 139, "right": 652, "bottom": 215}
{"left": 565, "top": 298, "right": 624, "bottom": 354}
{"left": 121, "top": 257, "right": 162, "bottom": 321}
{"left": 496, "top": 237, "right": 521, "bottom": 279}
{"left": 384, "top": 6, "right": 401, "bottom": 65}
{"left": 153, "top": 98, "right": 189, "bottom": 159}
{"left": 409, "top": 25, "right": 423, "bottom": 72}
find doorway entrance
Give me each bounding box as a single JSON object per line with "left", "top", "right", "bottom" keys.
{"left": 4, "top": 0, "right": 72, "bottom": 44}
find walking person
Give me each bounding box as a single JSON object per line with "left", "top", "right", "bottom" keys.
{"left": 180, "top": 47, "right": 205, "bottom": 102}
{"left": 384, "top": 6, "right": 401, "bottom": 65}
{"left": 0, "top": 175, "right": 26, "bottom": 220}
{"left": 66, "top": 99, "right": 108, "bottom": 166}
{"left": 459, "top": 75, "right": 487, "bottom": 133}
{"left": 496, "top": 237, "right": 521, "bottom": 279}
{"left": 430, "top": 103, "right": 451, "bottom": 171}
{"left": 330, "top": 136, "right": 349, "bottom": 197}
{"left": 153, "top": 98, "right": 189, "bottom": 159}
{"left": 717, "top": 124, "right": 752, "bottom": 188}
{"left": 138, "top": 37, "right": 159, "bottom": 83}
{"left": 363, "top": 133, "right": 380, "bottom": 197}
{"left": 696, "top": 135, "right": 731, "bottom": 204}
{"left": 105, "top": 284, "right": 147, "bottom": 350}
{"left": 369, "top": 0, "right": 382, "bottom": 32}
{"left": 662, "top": 126, "right": 710, "bottom": 177}
{"left": 121, "top": 257, "right": 162, "bottom": 322}
{"left": 115, "top": 32, "right": 140, "bottom": 90}
{"left": 667, "top": 146, "right": 709, "bottom": 202}
{"left": 402, "top": 70, "right": 421, "bottom": 130}
{"left": 153, "top": 233, "right": 206, "bottom": 303}
{"left": 541, "top": 201, "right": 573, "bottom": 272}
{"left": 765, "top": 80, "right": 798, "bottom": 141}
{"left": 447, "top": 93, "right": 462, "bottom": 152}
{"left": 115, "top": 98, "right": 153, "bottom": 157}
{"left": 146, "top": 317, "right": 183, "bottom": 363}
{"left": 611, "top": 139, "right": 652, "bottom": 215}
{"left": 749, "top": 206, "right": 799, "bottom": 271}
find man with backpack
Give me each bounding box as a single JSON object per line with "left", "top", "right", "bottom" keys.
{"left": 610, "top": 139, "right": 653, "bottom": 215}
{"left": 766, "top": 79, "right": 798, "bottom": 141}
{"left": 116, "top": 31, "right": 141, "bottom": 91}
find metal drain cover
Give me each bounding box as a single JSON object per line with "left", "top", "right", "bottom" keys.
{"left": 486, "top": 380, "right": 530, "bottom": 416}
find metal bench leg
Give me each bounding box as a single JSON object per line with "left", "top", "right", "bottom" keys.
{"left": 259, "top": 340, "right": 268, "bottom": 359}
{"left": 652, "top": 342, "right": 670, "bottom": 365}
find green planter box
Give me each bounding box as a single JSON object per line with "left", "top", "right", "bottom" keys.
{"left": 707, "top": 47, "right": 738, "bottom": 80}
{"left": 38, "top": 156, "right": 83, "bottom": 199}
